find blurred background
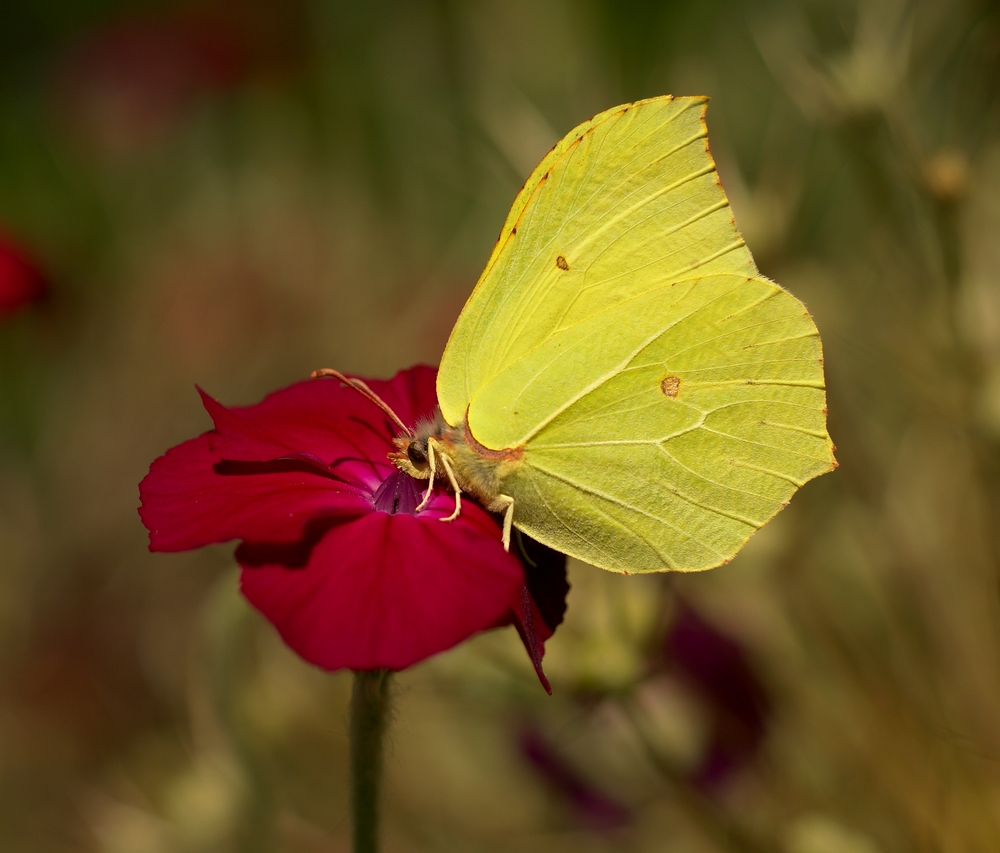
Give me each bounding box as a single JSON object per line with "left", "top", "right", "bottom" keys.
{"left": 1, "top": 0, "right": 999, "bottom": 850}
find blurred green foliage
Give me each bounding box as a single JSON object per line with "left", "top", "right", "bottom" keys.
{"left": 2, "top": 0, "right": 1000, "bottom": 850}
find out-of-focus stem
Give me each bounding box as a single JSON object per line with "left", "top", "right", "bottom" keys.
{"left": 350, "top": 670, "right": 392, "bottom": 853}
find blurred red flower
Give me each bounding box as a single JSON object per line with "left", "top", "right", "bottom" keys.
{"left": 139, "top": 366, "right": 566, "bottom": 687}
{"left": 53, "top": 13, "right": 246, "bottom": 154}
{"left": 0, "top": 235, "right": 47, "bottom": 317}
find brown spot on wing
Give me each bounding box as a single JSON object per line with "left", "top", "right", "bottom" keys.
{"left": 661, "top": 376, "right": 681, "bottom": 397}
{"left": 556, "top": 255, "right": 569, "bottom": 270}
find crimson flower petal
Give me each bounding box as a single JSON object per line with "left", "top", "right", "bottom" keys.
{"left": 139, "top": 434, "right": 370, "bottom": 551}
{"left": 203, "top": 367, "right": 437, "bottom": 482}
{"left": 240, "top": 491, "right": 525, "bottom": 671}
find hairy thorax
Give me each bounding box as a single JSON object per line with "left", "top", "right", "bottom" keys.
{"left": 389, "top": 409, "right": 523, "bottom": 509}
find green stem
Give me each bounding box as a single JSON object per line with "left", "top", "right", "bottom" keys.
{"left": 350, "top": 670, "right": 392, "bottom": 853}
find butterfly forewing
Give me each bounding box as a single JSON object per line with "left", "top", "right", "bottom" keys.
{"left": 438, "top": 95, "right": 755, "bottom": 426}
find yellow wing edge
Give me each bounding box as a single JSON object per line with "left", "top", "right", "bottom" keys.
{"left": 553, "top": 290, "right": 837, "bottom": 575}
{"left": 675, "top": 304, "right": 838, "bottom": 575}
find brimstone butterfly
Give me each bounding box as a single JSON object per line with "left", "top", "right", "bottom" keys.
{"left": 326, "top": 95, "right": 836, "bottom": 573}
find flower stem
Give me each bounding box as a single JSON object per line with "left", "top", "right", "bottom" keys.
{"left": 350, "top": 669, "right": 391, "bottom": 853}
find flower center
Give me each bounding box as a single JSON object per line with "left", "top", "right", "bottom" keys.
{"left": 371, "top": 470, "right": 424, "bottom": 515}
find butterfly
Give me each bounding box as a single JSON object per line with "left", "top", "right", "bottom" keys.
{"left": 322, "top": 95, "right": 835, "bottom": 573}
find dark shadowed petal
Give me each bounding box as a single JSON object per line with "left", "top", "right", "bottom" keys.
{"left": 506, "top": 532, "right": 569, "bottom": 693}
{"left": 512, "top": 584, "right": 550, "bottom": 692}
{"left": 239, "top": 500, "right": 526, "bottom": 671}
{"left": 139, "top": 434, "right": 371, "bottom": 552}
{"left": 516, "top": 531, "right": 570, "bottom": 636}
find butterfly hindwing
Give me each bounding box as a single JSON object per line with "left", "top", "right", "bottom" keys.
{"left": 492, "top": 274, "right": 834, "bottom": 572}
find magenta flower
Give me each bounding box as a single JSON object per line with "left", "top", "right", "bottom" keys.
{"left": 0, "top": 234, "right": 47, "bottom": 318}
{"left": 139, "top": 366, "right": 566, "bottom": 688}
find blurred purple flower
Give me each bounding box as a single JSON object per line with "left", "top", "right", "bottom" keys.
{"left": 664, "top": 602, "right": 771, "bottom": 789}
{"left": 139, "top": 366, "right": 566, "bottom": 688}
{"left": 520, "top": 728, "right": 630, "bottom": 831}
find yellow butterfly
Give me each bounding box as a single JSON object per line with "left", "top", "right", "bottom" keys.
{"left": 328, "top": 95, "right": 835, "bottom": 573}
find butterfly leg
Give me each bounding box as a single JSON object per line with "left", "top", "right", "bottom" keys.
{"left": 488, "top": 494, "right": 514, "bottom": 551}
{"left": 414, "top": 442, "right": 437, "bottom": 512}
{"left": 438, "top": 453, "right": 463, "bottom": 522}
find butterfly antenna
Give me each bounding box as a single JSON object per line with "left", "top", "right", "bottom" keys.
{"left": 311, "top": 368, "right": 413, "bottom": 436}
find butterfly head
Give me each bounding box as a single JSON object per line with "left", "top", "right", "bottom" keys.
{"left": 389, "top": 411, "right": 449, "bottom": 481}
{"left": 390, "top": 434, "right": 431, "bottom": 480}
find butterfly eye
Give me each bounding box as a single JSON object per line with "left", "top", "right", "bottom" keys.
{"left": 407, "top": 443, "right": 428, "bottom": 466}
